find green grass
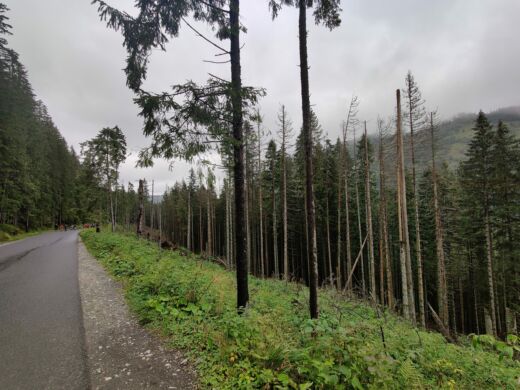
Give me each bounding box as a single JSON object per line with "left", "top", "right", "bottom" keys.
{"left": 0, "top": 224, "right": 48, "bottom": 243}
{"left": 80, "top": 230, "right": 519, "bottom": 389}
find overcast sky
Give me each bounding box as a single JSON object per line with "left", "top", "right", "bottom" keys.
{"left": 5, "top": 0, "right": 520, "bottom": 193}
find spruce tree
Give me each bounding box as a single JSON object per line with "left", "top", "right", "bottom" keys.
{"left": 460, "top": 111, "right": 497, "bottom": 335}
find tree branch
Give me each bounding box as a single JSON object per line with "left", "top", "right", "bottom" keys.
{"left": 181, "top": 17, "right": 229, "bottom": 54}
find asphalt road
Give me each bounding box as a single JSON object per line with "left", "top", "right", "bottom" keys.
{"left": 0, "top": 231, "right": 90, "bottom": 390}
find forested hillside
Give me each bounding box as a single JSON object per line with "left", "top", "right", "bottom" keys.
{"left": 138, "top": 103, "right": 520, "bottom": 341}
{"left": 0, "top": 5, "right": 84, "bottom": 230}
{"left": 0, "top": 6, "right": 132, "bottom": 236}
{"left": 401, "top": 106, "right": 520, "bottom": 171}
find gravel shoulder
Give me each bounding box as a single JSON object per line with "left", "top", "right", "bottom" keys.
{"left": 78, "top": 238, "right": 197, "bottom": 389}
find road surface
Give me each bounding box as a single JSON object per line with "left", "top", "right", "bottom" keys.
{"left": 0, "top": 231, "right": 89, "bottom": 389}
{"left": 0, "top": 231, "right": 196, "bottom": 390}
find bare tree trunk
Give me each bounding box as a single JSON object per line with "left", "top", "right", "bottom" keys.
{"left": 213, "top": 202, "right": 216, "bottom": 256}
{"left": 336, "top": 142, "right": 342, "bottom": 289}
{"left": 187, "top": 190, "right": 191, "bottom": 251}
{"left": 485, "top": 209, "right": 497, "bottom": 336}
{"left": 326, "top": 197, "right": 333, "bottom": 285}
{"left": 354, "top": 128, "right": 366, "bottom": 297}
{"left": 245, "top": 135, "right": 251, "bottom": 272}
{"left": 378, "top": 125, "right": 393, "bottom": 308}
{"left": 431, "top": 113, "right": 449, "bottom": 328}
{"left": 364, "top": 122, "right": 376, "bottom": 301}
{"left": 299, "top": 0, "right": 319, "bottom": 318}
{"left": 225, "top": 180, "right": 231, "bottom": 267}
{"left": 230, "top": 0, "right": 248, "bottom": 310}
{"left": 281, "top": 106, "right": 289, "bottom": 281}
{"left": 343, "top": 128, "right": 352, "bottom": 293}
{"left": 257, "top": 116, "right": 265, "bottom": 277}
{"left": 409, "top": 114, "right": 425, "bottom": 328}
{"left": 199, "top": 202, "right": 203, "bottom": 253}
{"left": 137, "top": 179, "right": 144, "bottom": 236}
{"left": 396, "top": 90, "right": 411, "bottom": 321}
{"left": 272, "top": 157, "right": 279, "bottom": 278}
{"left": 207, "top": 188, "right": 212, "bottom": 256}
{"left": 459, "top": 278, "right": 465, "bottom": 334}
{"left": 150, "top": 180, "right": 154, "bottom": 230}
{"left": 158, "top": 202, "right": 162, "bottom": 247}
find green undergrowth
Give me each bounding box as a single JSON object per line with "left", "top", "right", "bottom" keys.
{"left": 0, "top": 224, "right": 47, "bottom": 243}
{"left": 80, "top": 230, "right": 519, "bottom": 389}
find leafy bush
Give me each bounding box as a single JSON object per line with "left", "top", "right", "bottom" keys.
{"left": 81, "top": 230, "right": 520, "bottom": 389}
{"left": 0, "top": 223, "right": 21, "bottom": 236}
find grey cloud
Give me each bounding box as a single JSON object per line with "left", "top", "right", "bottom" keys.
{"left": 6, "top": 0, "right": 519, "bottom": 192}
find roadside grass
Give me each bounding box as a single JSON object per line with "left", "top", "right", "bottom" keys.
{"left": 80, "top": 230, "right": 520, "bottom": 389}
{"left": 0, "top": 224, "right": 48, "bottom": 243}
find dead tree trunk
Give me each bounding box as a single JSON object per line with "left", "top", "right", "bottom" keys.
{"left": 343, "top": 124, "right": 353, "bottom": 293}
{"left": 257, "top": 115, "right": 265, "bottom": 277}
{"left": 396, "top": 90, "right": 413, "bottom": 321}
{"left": 137, "top": 179, "right": 144, "bottom": 236}
{"left": 280, "top": 106, "right": 289, "bottom": 281}
{"left": 354, "top": 128, "right": 366, "bottom": 297}
{"left": 326, "top": 197, "right": 333, "bottom": 285}
{"left": 431, "top": 113, "right": 449, "bottom": 328}
{"left": 485, "top": 208, "right": 497, "bottom": 336}
{"left": 408, "top": 105, "right": 425, "bottom": 328}
{"left": 272, "top": 153, "right": 279, "bottom": 278}
{"left": 378, "top": 124, "right": 393, "bottom": 308}
{"left": 364, "top": 122, "right": 376, "bottom": 301}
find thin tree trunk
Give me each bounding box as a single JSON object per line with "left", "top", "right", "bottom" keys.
{"left": 364, "top": 122, "right": 376, "bottom": 301}
{"left": 151, "top": 180, "right": 154, "bottom": 230}
{"left": 343, "top": 129, "right": 352, "bottom": 293}
{"left": 326, "top": 197, "right": 333, "bottom": 285}
{"left": 230, "top": 0, "right": 248, "bottom": 310}
{"left": 396, "top": 90, "right": 411, "bottom": 320}
{"left": 272, "top": 156, "right": 279, "bottom": 278}
{"left": 158, "top": 202, "right": 162, "bottom": 247}
{"left": 199, "top": 203, "right": 203, "bottom": 253}
{"left": 225, "top": 180, "right": 231, "bottom": 267}
{"left": 281, "top": 106, "right": 289, "bottom": 281}
{"left": 409, "top": 105, "right": 425, "bottom": 327}
{"left": 431, "top": 113, "right": 449, "bottom": 327}
{"left": 137, "top": 179, "right": 144, "bottom": 236}
{"left": 485, "top": 209, "right": 497, "bottom": 336}
{"left": 299, "top": 0, "right": 318, "bottom": 318}
{"left": 459, "top": 278, "right": 465, "bottom": 334}
{"left": 207, "top": 188, "right": 212, "bottom": 256}
{"left": 258, "top": 117, "right": 265, "bottom": 277}
{"left": 354, "top": 128, "right": 366, "bottom": 297}
{"left": 378, "top": 126, "right": 393, "bottom": 308}
{"left": 245, "top": 136, "right": 251, "bottom": 272}
{"left": 336, "top": 141, "right": 342, "bottom": 289}
{"left": 187, "top": 190, "right": 191, "bottom": 251}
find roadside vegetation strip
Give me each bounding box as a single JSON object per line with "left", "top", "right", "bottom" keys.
{"left": 80, "top": 230, "right": 520, "bottom": 389}
{"left": 0, "top": 224, "right": 48, "bottom": 243}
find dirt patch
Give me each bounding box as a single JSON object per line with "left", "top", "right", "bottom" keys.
{"left": 78, "top": 239, "right": 197, "bottom": 389}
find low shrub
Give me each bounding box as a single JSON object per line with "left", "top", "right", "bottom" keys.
{"left": 81, "top": 230, "right": 520, "bottom": 389}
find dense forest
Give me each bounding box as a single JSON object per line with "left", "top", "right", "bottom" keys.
{"left": 0, "top": 4, "right": 129, "bottom": 233}
{"left": 0, "top": 4, "right": 83, "bottom": 229}
{"left": 1, "top": 0, "right": 519, "bottom": 346}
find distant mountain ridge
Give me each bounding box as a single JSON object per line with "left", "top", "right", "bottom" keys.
{"left": 372, "top": 106, "right": 520, "bottom": 176}
{"left": 427, "top": 105, "right": 520, "bottom": 168}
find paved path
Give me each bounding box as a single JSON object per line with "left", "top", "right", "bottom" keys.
{"left": 0, "top": 232, "right": 195, "bottom": 389}
{"left": 0, "top": 231, "right": 90, "bottom": 389}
